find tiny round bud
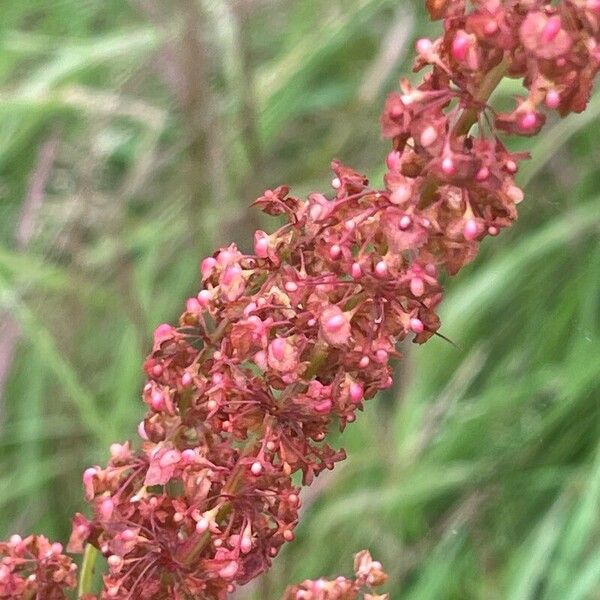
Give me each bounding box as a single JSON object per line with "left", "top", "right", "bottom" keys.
{"left": 463, "top": 218, "right": 480, "bottom": 241}
{"left": 240, "top": 536, "right": 252, "bottom": 554}
{"left": 476, "top": 166, "right": 489, "bottom": 182}
{"left": 196, "top": 518, "right": 209, "bottom": 534}
{"left": 359, "top": 356, "right": 370, "bottom": 368}
{"left": 137, "top": 420, "right": 149, "bottom": 440}
{"left": 151, "top": 390, "right": 164, "bottom": 411}
{"left": 375, "top": 260, "right": 388, "bottom": 277}
{"left": 250, "top": 461, "right": 263, "bottom": 475}
{"left": 386, "top": 150, "right": 402, "bottom": 171}
{"left": 506, "top": 185, "right": 524, "bottom": 204}
{"left": 410, "top": 277, "right": 425, "bottom": 298}
{"left": 410, "top": 318, "right": 425, "bottom": 334}
{"left": 197, "top": 289, "right": 212, "bottom": 307}
{"left": 351, "top": 262, "right": 362, "bottom": 279}
{"left": 505, "top": 160, "right": 518, "bottom": 173}
{"left": 390, "top": 184, "right": 412, "bottom": 205}
{"left": 99, "top": 498, "right": 114, "bottom": 520}
{"left": 451, "top": 32, "right": 469, "bottom": 61}
{"left": 331, "top": 177, "right": 341, "bottom": 189}
{"left": 545, "top": 90, "right": 560, "bottom": 109}
{"left": 488, "top": 226, "right": 499, "bottom": 236}
{"left": 420, "top": 125, "right": 438, "bottom": 147}
{"left": 283, "top": 529, "right": 295, "bottom": 542}
{"left": 314, "top": 399, "right": 333, "bottom": 414}
{"left": 324, "top": 313, "right": 346, "bottom": 334}
{"left": 484, "top": 20, "right": 498, "bottom": 35}
{"left": 285, "top": 281, "right": 298, "bottom": 292}
{"left": 182, "top": 449, "right": 196, "bottom": 463}
{"left": 181, "top": 372, "right": 193, "bottom": 386}
{"left": 186, "top": 297, "right": 201, "bottom": 313}
{"left": 375, "top": 349, "right": 389, "bottom": 364}
{"left": 345, "top": 219, "right": 356, "bottom": 231}
{"left": 349, "top": 382, "right": 364, "bottom": 404}
{"left": 329, "top": 244, "right": 342, "bottom": 259}
{"left": 416, "top": 38, "right": 432, "bottom": 56}
{"left": 399, "top": 215, "right": 412, "bottom": 230}
{"left": 200, "top": 257, "right": 217, "bottom": 279}
{"left": 288, "top": 493, "right": 299, "bottom": 506}
{"left": 107, "top": 555, "right": 122, "bottom": 570}
{"left": 151, "top": 364, "right": 163, "bottom": 377}
{"left": 9, "top": 534, "right": 22, "bottom": 546}
{"left": 518, "top": 111, "right": 537, "bottom": 132}
{"left": 441, "top": 157, "right": 456, "bottom": 175}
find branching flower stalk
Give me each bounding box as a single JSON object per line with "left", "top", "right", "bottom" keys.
{"left": 1, "top": 1, "right": 600, "bottom": 599}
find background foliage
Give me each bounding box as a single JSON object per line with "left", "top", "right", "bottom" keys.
{"left": 0, "top": 1, "right": 599, "bottom": 598}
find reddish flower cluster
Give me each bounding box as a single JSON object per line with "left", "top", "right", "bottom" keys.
{"left": 3, "top": 1, "right": 600, "bottom": 599}
{"left": 0, "top": 535, "right": 76, "bottom": 599}
{"left": 282, "top": 551, "right": 388, "bottom": 600}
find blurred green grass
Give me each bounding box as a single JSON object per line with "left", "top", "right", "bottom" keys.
{"left": 0, "top": 1, "right": 598, "bottom": 598}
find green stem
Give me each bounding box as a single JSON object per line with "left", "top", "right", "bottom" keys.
{"left": 78, "top": 544, "right": 99, "bottom": 598}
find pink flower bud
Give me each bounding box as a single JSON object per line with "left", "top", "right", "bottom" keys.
{"left": 218, "top": 561, "right": 239, "bottom": 580}
{"left": 416, "top": 38, "right": 433, "bottom": 56}
{"left": 314, "top": 399, "right": 333, "bottom": 414}
{"left": 386, "top": 151, "right": 402, "bottom": 171}
{"left": 359, "top": 356, "right": 370, "bottom": 368}
{"left": 99, "top": 498, "right": 114, "bottom": 520}
{"left": 331, "top": 177, "right": 341, "bottom": 189}
{"left": 107, "top": 555, "right": 123, "bottom": 571}
{"left": 151, "top": 390, "right": 164, "bottom": 411}
{"left": 545, "top": 90, "right": 560, "bottom": 109}
{"left": 410, "top": 277, "right": 425, "bottom": 297}
{"left": 441, "top": 157, "right": 456, "bottom": 175}
{"left": 351, "top": 262, "right": 362, "bottom": 279}
{"left": 196, "top": 518, "right": 209, "bottom": 534}
{"left": 375, "top": 349, "right": 388, "bottom": 363}
{"left": 182, "top": 449, "right": 195, "bottom": 463}
{"left": 283, "top": 530, "right": 295, "bottom": 542}
{"left": 200, "top": 257, "right": 217, "bottom": 279}
{"left": 410, "top": 318, "right": 425, "bottom": 334}
{"left": 451, "top": 32, "right": 470, "bottom": 61}
{"left": 349, "top": 382, "right": 364, "bottom": 404}
{"left": 399, "top": 215, "right": 412, "bottom": 230}
{"left": 197, "top": 289, "right": 212, "bottom": 307}
{"left": 463, "top": 218, "right": 480, "bottom": 241}
{"left": 541, "top": 16, "right": 561, "bottom": 43}
{"left": 391, "top": 184, "right": 412, "bottom": 205}
{"left": 329, "top": 244, "right": 342, "bottom": 259}
{"left": 484, "top": 20, "right": 498, "bottom": 35}
{"left": 506, "top": 184, "right": 524, "bottom": 204}
{"left": 152, "top": 364, "right": 163, "bottom": 377}
{"left": 420, "top": 126, "right": 438, "bottom": 147}
{"left": 320, "top": 306, "right": 351, "bottom": 346}
{"left": 240, "top": 536, "right": 252, "bottom": 554}
{"left": 159, "top": 449, "right": 181, "bottom": 468}
{"left": 476, "top": 167, "right": 489, "bottom": 182}
{"left": 488, "top": 226, "right": 499, "bottom": 236}
{"left": 254, "top": 231, "right": 270, "bottom": 258}
{"left": 375, "top": 260, "right": 388, "bottom": 277}
{"left": 181, "top": 372, "right": 193, "bottom": 386}
{"left": 250, "top": 461, "right": 263, "bottom": 475}
{"left": 137, "top": 420, "right": 149, "bottom": 440}
{"left": 186, "top": 297, "right": 201, "bottom": 314}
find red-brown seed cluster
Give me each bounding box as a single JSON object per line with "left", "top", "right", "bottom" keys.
{"left": 3, "top": 2, "right": 599, "bottom": 599}
{"left": 66, "top": 1, "right": 600, "bottom": 598}
{"left": 282, "top": 550, "right": 388, "bottom": 600}
{"left": 0, "top": 535, "right": 76, "bottom": 599}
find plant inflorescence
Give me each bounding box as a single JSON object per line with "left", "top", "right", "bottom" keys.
{"left": 2, "top": 1, "right": 600, "bottom": 598}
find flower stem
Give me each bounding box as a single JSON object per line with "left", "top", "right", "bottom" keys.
{"left": 78, "top": 544, "right": 99, "bottom": 598}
